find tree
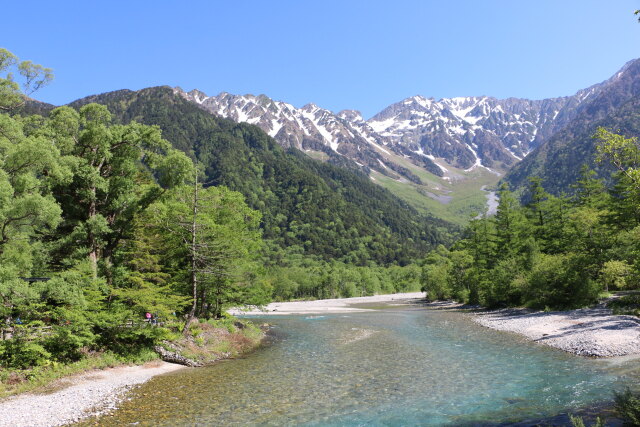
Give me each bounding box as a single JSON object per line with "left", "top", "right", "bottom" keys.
{"left": 0, "top": 49, "right": 65, "bottom": 327}
{"left": 595, "top": 127, "right": 640, "bottom": 191}
{"left": 151, "top": 178, "right": 263, "bottom": 325}
{"left": 526, "top": 177, "right": 549, "bottom": 228}
{"left": 420, "top": 245, "right": 453, "bottom": 300}
{"left": 111, "top": 214, "right": 190, "bottom": 319}
{"left": 571, "top": 165, "right": 607, "bottom": 208}
{"left": 0, "top": 48, "right": 53, "bottom": 112}
{"left": 494, "top": 183, "right": 530, "bottom": 257}
{"left": 600, "top": 260, "right": 632, "bottom": 292}
{"left": 45, "top": 104, "right": 192, "bottom": 277}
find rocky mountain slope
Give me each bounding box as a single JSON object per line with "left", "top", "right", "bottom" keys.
{"left": 175, "top": 62, "right": 632, "bottom": 183}
{"left": 174, "top": 89, "right": 438, "bottom": 181}
{"left": 502, "top": 58, "right": 640, "bottom": 196}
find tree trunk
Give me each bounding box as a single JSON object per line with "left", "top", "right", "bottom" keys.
{"left": 184, "top": 174, "right": 199, "bottom": 333}
{"left": 88, "top": 188, "right": 98, "bottom": 279}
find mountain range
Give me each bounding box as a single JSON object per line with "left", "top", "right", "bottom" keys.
{"left": 27, "top": 57, "right": 640, "bottom": 226}
{"left": 175, "top": 59, "right": 637, "bottom": 193}
{"left": 60, "top": 87, "right": 453, "bottom": 265}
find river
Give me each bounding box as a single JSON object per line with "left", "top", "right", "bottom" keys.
{"left": 84, "top": 305, "right": 640, "bottom": 426}
{"left": 481, "top": 185, "right": 499, "bottom": 217}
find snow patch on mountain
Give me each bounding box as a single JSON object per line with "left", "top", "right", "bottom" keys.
{"left": 175, "top": 61, "right": 622, "bottom": 180}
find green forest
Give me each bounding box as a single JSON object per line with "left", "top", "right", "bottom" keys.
{"left": 3, "top": 42, "right": 640, "bottom": 418}
{"left": 421, "top": 128, "right": 640, "bottom": 311}
{"left": 0, "top": 49, "right": 452, "bottom": 377}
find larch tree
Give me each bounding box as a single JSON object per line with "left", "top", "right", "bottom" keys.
{"left": 150, "top": 175, "right": 262, "bottom": 328}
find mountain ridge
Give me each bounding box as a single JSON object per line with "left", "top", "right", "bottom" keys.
{"left": 175, "top": 58, "right": 639, "bottom": 203}
{"left": 65, "top": 86, "right": 454, "bottom": 264}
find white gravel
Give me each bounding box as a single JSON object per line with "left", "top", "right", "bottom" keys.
{"left": 474, "top": 307, "right": 640, "bottom": 357}
{"left": 0, "top": 361, "right": 184, "bottom": 427}
{"left": 228, "top": 292, "right": 427, "bottom": 315}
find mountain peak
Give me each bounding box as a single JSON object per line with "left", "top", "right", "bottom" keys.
{"left": 187, "top": 89, "right": 209, "bottom": 104}
{"left": 337, "top": 109, "right": 364, "bottom": 122}
{"left": 174, "top": 57, "right": 640, "bottom": 180}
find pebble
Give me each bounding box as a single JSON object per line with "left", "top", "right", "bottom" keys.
{"left": 473, "top": 307, "right": 640, "bottom": 357}
{"left": 0, "top": 362, "right": 184, "bottom": 427}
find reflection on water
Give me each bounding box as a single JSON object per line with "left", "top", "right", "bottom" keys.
{"left": 83, "top": 307, "right": 640, "bottom": 426}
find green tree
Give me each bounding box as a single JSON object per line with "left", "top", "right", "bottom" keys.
{"left": 420, "top": 245, "right": 452, "bottom": 300}
{"left": 571, "top": 165, "right": 607, "bottom": 208}
{"left": 45, "top": 104, "right": 192, "bottom": 277}
{"left": 494, "top": 183, "right": 530, "bottom": 257}
{"left": 152, "top": 180, "right": 263, "bottom": 324}
{"left": 0, "top": 49, "right": 66, "bottom": 327}
{"left": 111, "top": 214, "right": 190, "bottom": 319}
{"left": 0, "top": 48, "right": 53, "bottom": 112}
{"left": 600, "top": 260, "right": 632, "bottom": 292}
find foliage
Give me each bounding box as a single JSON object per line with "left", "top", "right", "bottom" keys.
{"left": 0, "top": 48, "right": 53, "bottom": 111}
{"left": 420, "top": 134, "right": 640, "bottom": 309}
{"left": 614, "top": 388, "right": 640, "bottom": 426}
{"left": 264, "top": 254, "right": 422, "bottom": 301}
{"left": 66, "top": 86, "right": 454, "bottom": 266}
{"left": 569, "top": 414, "right": 605, "bottom": 427}
{"left": 148, "top": 181, "right": 266, "bottom": 320}
{"left": 608, "top": 294, "right": 640, "bottom": 316}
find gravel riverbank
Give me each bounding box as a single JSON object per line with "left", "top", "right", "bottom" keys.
{"left": 0, "top": 361, "right": 184, "bottom": 427}
{"left": 233, "top": 293, "right": 640, "bottom": 357}
{"left": 228, "top": 292, "right": 427, "bottom": 315}
{"left": 474, "top": 307, "right": 640, "bottom": 357}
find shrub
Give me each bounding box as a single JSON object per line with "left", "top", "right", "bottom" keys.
{"left": 524, "top": 253, "right": 600, "bottom": 309}
{"left": 615, "top": 388, "right": 640, "bottom": 426}
{"left": 0, "top": 338, "right": 52, "bottom": 369}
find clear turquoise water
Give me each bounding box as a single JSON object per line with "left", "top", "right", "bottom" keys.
{"left": 88, "top": 306, "right": 640, "bottom": 426}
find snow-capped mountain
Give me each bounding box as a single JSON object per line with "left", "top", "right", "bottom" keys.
{"left": 367, "top": 92, "right": 600, "bottom": 171}
{"left": 175, "top": 59, "right": 633, "bottom": 181}
{"left": 175, "top": 89, "right": 442, "bottom": 181}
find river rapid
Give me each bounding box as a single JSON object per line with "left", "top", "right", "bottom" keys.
{"left": 83, "top": 305, "right": 640, "bottom": 426}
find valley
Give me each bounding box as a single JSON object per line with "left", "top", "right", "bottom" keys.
{"left": 174, "top": 58, "right": 639, "bottom": 223}
{"left": 2, "top": 3, "right": 640, "bottom": 426}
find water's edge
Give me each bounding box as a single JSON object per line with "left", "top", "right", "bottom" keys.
{"left": 78, "top": 305, "right": 638, "bottom": 426}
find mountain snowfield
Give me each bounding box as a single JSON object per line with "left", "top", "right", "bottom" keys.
{"left": 174, "top": 58, "right": 637, "bottom": 222}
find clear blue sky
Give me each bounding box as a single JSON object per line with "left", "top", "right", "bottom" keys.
{"left": 2, "top": 1, "right": 639, "bottom": 118}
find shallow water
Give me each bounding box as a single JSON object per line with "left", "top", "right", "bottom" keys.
{"left": 87, "top": 306, "right": 640, "bottom": 426}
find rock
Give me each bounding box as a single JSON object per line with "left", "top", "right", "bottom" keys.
{"left": 153, "top": 345, "right": 202, "bottom": 367}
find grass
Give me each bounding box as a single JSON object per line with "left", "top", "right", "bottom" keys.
{"left": 0, "top": 348, "right": 159, "bottom": 399}
{"left": 168, "top": 317, "right": 265, "bottom": 365}
{"left": 370, "top": 159, "right": 501, "bottom": 226}
{"left": 305, "top": 150, "right": 330, "bottom": 162}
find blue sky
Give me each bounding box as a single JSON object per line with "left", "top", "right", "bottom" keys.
{"left": 2, "top": 1, "right": 639, "bottom": 118}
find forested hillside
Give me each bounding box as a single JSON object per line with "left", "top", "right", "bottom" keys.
{"left": 421, "top": 128, "right": 640, "bottom": 310}
{"left": 503, "top": 58, "right": 640, "bottom": 197}
{"left": 67, "top": 86, "right": 454, "bottom": 265}
{"left": 1, "top": 49, "right": 257, "bottom": 375}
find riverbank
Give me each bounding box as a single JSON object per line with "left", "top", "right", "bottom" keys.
{"left": 0, "top": 361, "right": 184, "bottom": 427}
{"left": 0, "top": 317, "right": 266, "bottom": 426}
{"left": 228, "top": 292, "right": 427, "bottom": 315}
{"left": 423, "top": 300, "right": 640, "bottom": 357}
{"left": 234, "top": 292, "right": 640, "bottom": 357}
{"left": 473, "top": 306, "right": 640, "bottom": 357}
